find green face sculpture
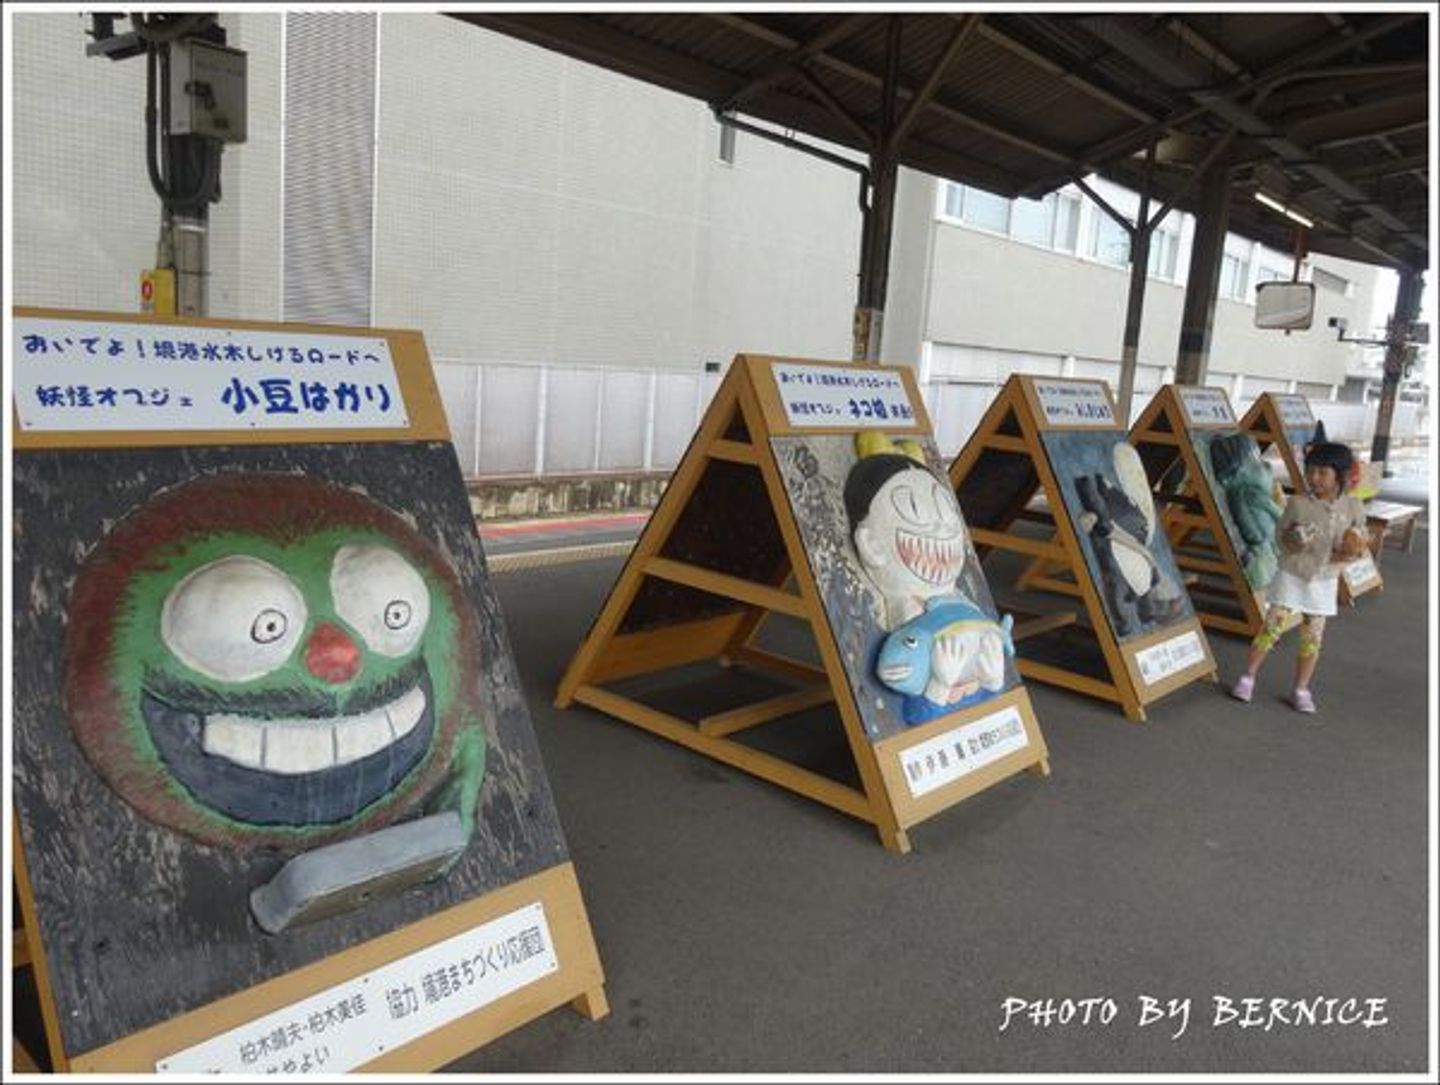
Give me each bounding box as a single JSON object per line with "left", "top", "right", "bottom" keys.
{"left": 64, "top": 474, "right": 487, "bottom": 851}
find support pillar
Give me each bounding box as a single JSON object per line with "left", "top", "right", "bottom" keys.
{"left": 1115, "top": 143, "right": 1156, "bottom": 425}
{"left": 162, "top": 125, "right": 217, "bottom": 317}
{"left": 852, "top": 17, "right": 902, "bottom": 362}
{"left": 854, "top": 156, "right": 898, "bottom": 361}
{"left": 1174, "top": 157, "right": 1233, "bottom": 386}
{"left": 1370, "top": 267, "right": 1423, "bottom": 475}
{"left": 172, "top": 208, "right": 209, "bottom": 316}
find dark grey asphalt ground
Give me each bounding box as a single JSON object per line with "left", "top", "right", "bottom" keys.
{"left": 447, "top": 522, "right": 1433, "bottom": 1075}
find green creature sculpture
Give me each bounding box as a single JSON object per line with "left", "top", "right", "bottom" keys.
{"left": 64, "top": 473, "right": 487, "bottom": 855}
{"left": 1208, "top": 432, "right": 1283, "bottom": 589}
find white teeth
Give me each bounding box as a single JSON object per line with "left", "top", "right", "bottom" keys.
{"left": 202, "top": 715, "right": 265, "bottom": 770}
{"left": 387, "top": 685, "right": 426, "bottom": 737}
{"left": 201, "top": 684, "right": 427, "bottom": 775}
{"left": 262, "top": 721, "right": 335, "bottom": 774}
{"left": 899, "top": 530, "right": 962, "bottom": 585}
{"left": 333, "top": 707, "right": 395, "bottom": 765}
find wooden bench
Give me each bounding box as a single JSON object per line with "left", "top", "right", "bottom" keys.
{"left": 1364, "top": 500, "right": 1423, "bottom": 564}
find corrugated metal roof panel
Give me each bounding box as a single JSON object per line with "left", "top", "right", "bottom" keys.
{"left": 451, "top": 10, "right": 1429, "bottom": 270}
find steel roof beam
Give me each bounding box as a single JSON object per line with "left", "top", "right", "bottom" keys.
{"left": 716, "top": 14, "right": 875, "bottom": 115}
{"left": 1283, "top": 93, "right": 1429, "bottom": 150}
{"left": 709, "top": 12, "right": 1075, "bottom": 169}
{"left": 974, "top": 19, "right": 1157, "bottom": 124}
{"left": 1060, "top": 12, "right": 1424, "bottom": 175}
{"left": 886, "top": 14, "right": 982, "bottom": 154}
{"left": 1080, "top": 16, "right": 1426, "bottom": 262}
{"left": 1293, "top": 153, "right": 1428, "bottom": 191}
{"left": 793, "top": 66, "right": 876, "bottom": 147}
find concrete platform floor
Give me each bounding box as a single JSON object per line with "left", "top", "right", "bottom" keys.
{"left": 449, "top": 528, "right": 1433, "bottom": 1074}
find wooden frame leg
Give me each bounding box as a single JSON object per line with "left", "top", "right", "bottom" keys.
{"left": 14, "top": 1038, "right": 42, "bottom": 1073}
{"left": 570, "top": 986, "right": 610, "bottom": 1022}
{"left": 878, "top": 825, "right": 912, "bottom": 855}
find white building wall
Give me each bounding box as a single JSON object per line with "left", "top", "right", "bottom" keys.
{"left": 692, "top": 128, "right": 859, "bottom": 368}
{"left": 10, "top": 11, "right": 282, "bottom": 318}
{"left": 9, "top": 13, "right": 1413, "bottom": 474}
{"left": 10, "top": 11, "right": 859, "bottom": 374}
{"left": 370, "top": 14, "right": 858, "bottom": 373}
{"left": 915, "top": 173, "right": 1381, "bottom": 396}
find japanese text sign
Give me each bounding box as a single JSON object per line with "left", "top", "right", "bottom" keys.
{"left": 1031, "top": 379, "right": 1116, "bottom": 427}
{"left": 900, "top": 703, "right": 1029, "bottom": 799}
{"left": 772, "top": 362, "right": 917, "bottom": 429}
{"left": 1134, "top": 630, "right": 1206, "bottom": 686}
{"left": 1342, "top": 554, "right": 1379, "bottom": 591}
{"left": 1176, "top": 386, "right": 1236, "bottom": 426}
{"left": 13, "top": 317, "right": 408, "bottom": 433}
{"left": 156, "top": 902, "right": 557, "bottom": 1074}
{"left": 1271, "top": 393, "right": 1315, "bottom": 429}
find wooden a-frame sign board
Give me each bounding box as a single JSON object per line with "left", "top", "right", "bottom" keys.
{"left": 948, "top": 375, "right": 1217, "bottom": 722}
{"left": 1237, "top": 391, "right": 1383, "bottom": 605}
{"left": 10, "top": 308, "right": 605, "bottom": 1073}
{"left": 556, "top": 354, "right": 1049, "bottom": 856}
{"left": 1238, "top": 390, "right": 1318, "bottom": 495}
{"left": 1128, "top": 384, "right": 1275, "bottom": 638}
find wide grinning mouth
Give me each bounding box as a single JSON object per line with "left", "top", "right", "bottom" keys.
{"left": 202, "top": 683, "right": 427, "bottom": 774}
{"left": 896, "top": 528, "right": 965, "bottom": 586}
{"left": 141, "top": 663, "right": 436, "bottom": 827}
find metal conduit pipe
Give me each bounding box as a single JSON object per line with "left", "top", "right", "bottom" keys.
{"left": 711, "top": 109, "right": 873, "bottom": 213}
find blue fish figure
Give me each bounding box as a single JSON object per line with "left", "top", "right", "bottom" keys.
{"left": 875, "top": 596, "right": 1015, "bottom": 725}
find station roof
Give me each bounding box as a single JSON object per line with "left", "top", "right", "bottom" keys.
{"left": 451, "top": 9, "right": 1430, "bottom": 273}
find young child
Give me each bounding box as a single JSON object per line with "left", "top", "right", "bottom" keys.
{"left": 1230, "top": 441, "right": 1369, "bottom": 715}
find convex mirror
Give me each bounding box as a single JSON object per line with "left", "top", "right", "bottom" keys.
{"left": 1255, "top": 280, "right": 1316, "bottom": 331}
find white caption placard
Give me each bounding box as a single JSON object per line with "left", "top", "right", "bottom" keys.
{"left": 157, "top": 902, "right": 557, "bottom": 1074}
{"left": 1271, "top": 393, "right": 1314, "bottom": 428}
{"left": 1342, "top": 554, "right": 1380, "bottom": 590}
{"left": 772, "top": 363, "right": 917, "bottom": 429}
{"left": 1032, "top": 380, "right": 1115, "bottom": 426}
{"left": 1134, "top": 629, "right": 1207, "bottom": 686}
{"left": 13, "top": 317, "right": 408, "bottom": 432}
{"left": 900, "top": 704, "right": 1029, "bottom": 798}
{"left": 1177, "top": 386, "right": 1236, "bottom": 426}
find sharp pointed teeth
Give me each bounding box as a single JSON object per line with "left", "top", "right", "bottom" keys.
{"left": 203, "top": 715, "right": 265, "bottom": 769}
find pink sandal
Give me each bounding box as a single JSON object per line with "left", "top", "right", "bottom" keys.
{"left": 1230, "top": 674, "right": 1255, "bottom": 703}
{"left": 1291, "top": 688, "right": 1316, "bottom": 714}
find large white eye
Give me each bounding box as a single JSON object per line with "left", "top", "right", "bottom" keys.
{"left": 889, "top": 484, "right": 924, "bottom": 526}
{"left": 931, "top": 479, "right": 962, "bottom": 526}
{"left": 330, "top": 545, "right": 430, "bottom": 657}
{"left": 161, "top": 556, "right": 308, "bottom": 682}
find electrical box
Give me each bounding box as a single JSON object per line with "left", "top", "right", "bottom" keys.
{"left": 168, "top": 38, "right": 247, "bottom": 143}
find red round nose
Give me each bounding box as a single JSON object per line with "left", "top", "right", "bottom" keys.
{"left": 305, "top": 623, "right": 361, "bottom": 684}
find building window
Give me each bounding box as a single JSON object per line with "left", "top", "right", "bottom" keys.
{"left": 962, "top": 186, "right": 1010, "bottom": 233}
{"left": 1219, "top": 252, "right": 1251, "bottom": 300}
{"left": 940, "top": 183, "right": 1093, "bottom": 256}
{"left": 943, "top": 181, "right": 964, "bottom": 220}
{"left": 1009, "top": 192, "right": 1055, "bottom": 247}
{"left": 1146, "top": 228, "right": 1180, "bottom": 280}
{"left": 1312, "top": 266, "right": 1351, "bottom": 296}
{"left": 1089, "top": 212, "right": 1132, "bottom": 268}
{"left": 1053, "top": 193, "right": 1079, "bottom": 252}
